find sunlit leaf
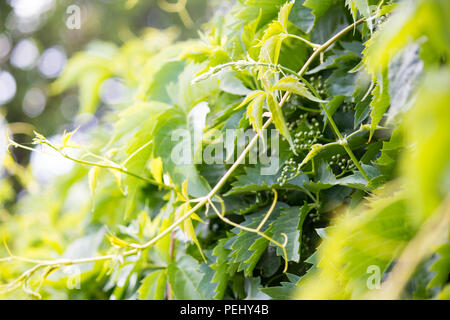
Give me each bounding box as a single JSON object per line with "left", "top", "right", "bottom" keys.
{"left": 272, "top": 76, "right": 327, "bottom": 103}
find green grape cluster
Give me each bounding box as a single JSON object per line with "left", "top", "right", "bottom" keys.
{"left": 278, "top": 116, "right": 323, "bottom": 186}
{"left": 342, "top": 102, "right": 354, "bottom": 112}
{"left": 330, "top": 154, "right": 356, "bottom": 175}
{"left": 309, "top": 210, "right": 321, "bottom": 223}
{"left": 300, "top": 233, "right": 312, "bottom": 257}
{"left": 375, "top": 13, "right": 391, "bottom": 31}
{"left": 308, "top": 75, "right": 326, "bottom": 96}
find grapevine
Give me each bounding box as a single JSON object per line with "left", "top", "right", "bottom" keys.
{"left": 0, "top": 0, "right": 449, "bottom": 300}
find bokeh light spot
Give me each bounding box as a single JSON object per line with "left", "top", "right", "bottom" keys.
{"left": 23, "top": 87, "right": 47, "bottom": 118}
{"left": 10, "top": 38, "right": 39, "bottom": 70}
{"left": 38, "top": 46, "right": 67, "bottom": 78}
{"left": 100, "top": 78, "right": 130, "bottom": 105}
{"left": 0, "top": 34, "right": 12, "bottom": 61}
{"left": 10, "top": 0, "right": 55, "bottom": 19}
{"left": 0, "top": 71, "right": 17, "bottom": 104}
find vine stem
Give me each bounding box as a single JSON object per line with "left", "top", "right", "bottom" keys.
{"left": 288, "top": 124, "right": 386, "bottom": 183}
{"left": 286, "top": 34, "right": 321, "bottom": 49}
{"left": 208, "top": 196, "right": 289, "bottom": 273}
{"left": 377, "top": 0, "right": 386, "bottom": 10}
{"left": 192, "top": 61, "right": 301, "bottom": 85}
{"left": 293, "top": 16, "right": 372, "bottom": 182}
{"left": 342, "top": 143, "right": 370, "bottom": 181}
{"left": 298, "top": 17, "right": 366, "bottom": 76}
{"left": 301, "top": 78, "right": 371, "bottom": 181}
{"left": 157, "top": 0, "right": 193, "bottom": 29}
{"left": 134, "top": 115, "right": 275, "bottom": 250}
{"left": 1, "top": 17, "right": 373, "bottom": 292}
{"left": 7, "top": 135, "right": 173, "bottom": 191}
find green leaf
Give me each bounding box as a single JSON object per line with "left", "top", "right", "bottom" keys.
{"left": 403, "top": 68, "right": 450, "bottom": 222}
{"left": 167, "top": 63, "right": 220, "bottom": 111}
{"left": 368, "top": 72, "right": 390, "bottom": 141}
{"left": 241, "top": 9, "right": 263, "bottom": 54}
{"left": 226, "top": 204, "right": 287, "bottom": 276}
{"left": 235, "top": 0, "right": 286, "bottom": 27}
{"left": 78, "top": 70, "right": 110, "bottom": 114}
{"left": 326, "top": 70, "right": 357, "bottom": 97}
{"left": 278, "top": 1, "right": 294, "bottom": 32}
{"left": 289, "top": 0, "right": 315, "bottom": 34}
{"left": 428, "top": 242, "right": 450, "bottom": 289}
{"left": 118, "top": 102, "right": 171, "bottom": 218}
{"left": 259, "top": 30, "right": 286, "bottom": 66}
{"left": 322, "top": 95, "right": 345, "bottom": 130}
{"left": 88, "top": 167, "right": 99, "bottom": 195}
{"left": 298, "top": 143, "right": 324, "bottom": 169}
{"left": 237, "top": 234, "right": 270, "bottom": 277}
{"left": 296, "top": 188, "right": 416, "bottom": 299}
{"left": 303, "top": 0, "right": 333, "bottom": 24}
{"left": 345, "top": 0, "right": 372, "bottom": 31}
{"left": 354, "top": 99, "right": 371, "bottom": 129}
{"left": 197, "top": 239, "right": 232, "bottom": 300}
{"left": 219, "top": 70, "right": 253, "bottom": 96}
{"left": 146, "top": 60, "right": 186, "bottom": 104}
{"left": 152, "top": 103, "right": 211, "bottom": 198}
{"left": 138, "top": 269, "right": 167, "bottom": 300}
{"left": 387, "top": 43, "right": 423, "bottom": 123}
{"left": 272, "top": 76, "right": 327, "bottom": 103}
{"left": 235, "top": 90, "right": 266, "bottom": 110}
{"left": 270, "top": 205, "right": 313, "bottom": 262}
{"left": 176, "top": 203, "right": 206, "bottom": 261}
{"left": 260, "top": 273, "right": 300, "bottom": 299}
{"left": 111, "top": 101, "right": 170, "bottom": 143}
{"left": 244, "top": 277, "right": 271, "bottom": 300}
{"left": 304, "top": 162, "right": 376, "bottom": 193}
{"left": 209, "top": 239, "right": 231, "bottom": 299}
{"left": 246, "top": 92, "right": 266, "bottom": 133}
{"left": 50, "top": 53, "right": 112, "bottom": 96}
{"left": 267, "top": 93, "right": 294, "bottom": 151}
{"left": 374, "top": 128, "right": 403, "bottom": 180}
{"left": 257, "top": 2, "right": 294, "bottom": 65}
{"left": 362, "top": 0, "right": 449, "bottom": 76}
{"left": 168, "top": 255, "right": 208, "bottom": 300}
{"left": 225, "top": 166, "right": 308, "bottom": 196}
{"left": 61, "top": 228, "right": 106, "bottom": 273}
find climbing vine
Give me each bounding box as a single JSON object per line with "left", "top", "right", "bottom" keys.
{"left": 0, "top": 0, "right": 449, "bottom": 300}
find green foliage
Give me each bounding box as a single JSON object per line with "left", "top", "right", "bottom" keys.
{"left": 368, "top": 71, "right": 390, "bottom": 141}
{"left": 138, "top": 269, "right": 167, "bottom": 300}
{"left": 0, "top": 0, "right": 449, "bottom": 301}
{"left": 296, "top": 187, "right": 414, "bottom": 298}
{"left": 168, "top": 255, "right": 208, "bottom": 300}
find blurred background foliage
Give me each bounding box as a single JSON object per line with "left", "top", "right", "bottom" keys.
{"left": 0, "top": 0, "right": 226, "bottom": 198}
{"left": 0, "top": 0, "right": 228, "bottom": 298}
{"left": 0, "top": 0, "right": 221, "bottom": 151}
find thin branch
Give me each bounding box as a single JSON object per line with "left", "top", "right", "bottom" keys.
{"left": 192, "top": 60, "right": 301, "bottom": 84}
{"left": 286, "top": 34, "right": 320, "bottom": 49}
{"left": 298, "top": 17, "right": 367, "bottom": 76}
{"left": 208, "top": 196, "right": 289, "bottom": 273}
{"left": 299, "top": 76, "right": 370, "bottom": 181}
{"left": 8, "top": 134, "right": 173, "bottom": 191}
{"left": 256, "top": 190, "right": 278, "bottom": 231}
{"left": 157, "top": 0, "right": 193, "bottom": 29}
{"left": 121, "top": 139, "right": 153, "bottom": 167}
{"left": 288, "top": 124, "right": 386, "bottom": 182}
